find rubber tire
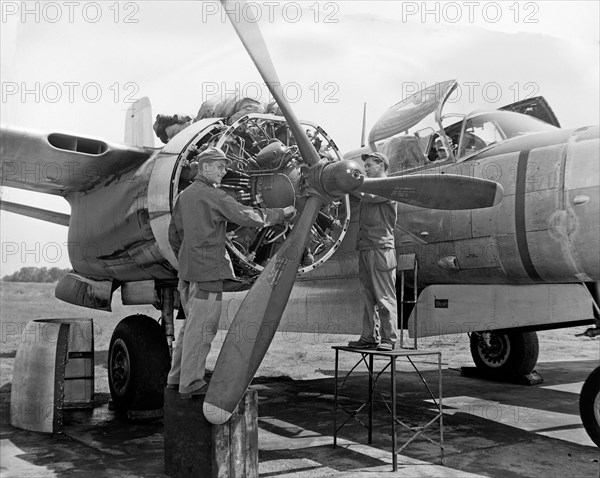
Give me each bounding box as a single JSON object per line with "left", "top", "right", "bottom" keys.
{"left": 108, "top": 314, "right": 170, "bottom": 411}
{"left": 470, "top": 331, "right": 539, "bottom": 380}
{"left": 580, "top": 365, "right": 600, "bottom": 448}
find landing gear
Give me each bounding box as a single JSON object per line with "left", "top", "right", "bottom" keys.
{"left": 470, "top": 331, "right": 539, "bottom": 380}
{"left": 580, "top": 366, "right": 600, "bottom": 447}
{"left": 108, "top": 314, "right": 171, "bottom": 411}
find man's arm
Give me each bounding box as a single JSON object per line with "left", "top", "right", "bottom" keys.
{"left": 218, "top": 193, "right": 294, "bottom": 227}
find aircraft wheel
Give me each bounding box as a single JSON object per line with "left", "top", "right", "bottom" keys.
{"left": 470, "top": 331, "right": 539, "bottom": 380}
{"left": 108, "top": 314, "right": 170, "bottom": 411}
{"left": 580, "top": 366, "right": 600, "bottom": 447}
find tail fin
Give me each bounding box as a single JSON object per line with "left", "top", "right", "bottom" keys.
{"left": 124, "top": 97, "right": 154, "bottom": 147}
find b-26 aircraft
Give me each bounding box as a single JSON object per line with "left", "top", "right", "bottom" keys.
{"left": 1, "top": 0, "right": 598, "bottom": 444}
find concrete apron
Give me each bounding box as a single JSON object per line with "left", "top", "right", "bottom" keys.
{"left": 1, "top": 359, "right": 598, "bottom": 477}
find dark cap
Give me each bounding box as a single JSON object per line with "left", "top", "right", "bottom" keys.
{"left": 197, "top": 147, "right": 232, "bottom": 165}
{"left": 361, "top": 151, "right": 389, "bottom": 170}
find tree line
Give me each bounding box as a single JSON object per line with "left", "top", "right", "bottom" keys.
{"left": 2, "top": 267, "right": 71, "bottom": 283}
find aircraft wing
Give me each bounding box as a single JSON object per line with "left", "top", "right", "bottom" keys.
{"left": 0, "top": 126, "right": 155, "bottom": 196}
{"left": 0, "top": 200, "right": 69, "bottom": 226}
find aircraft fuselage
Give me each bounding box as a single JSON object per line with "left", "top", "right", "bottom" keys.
{"left": 391, "top": 126, "right": 599, "bottom": 286}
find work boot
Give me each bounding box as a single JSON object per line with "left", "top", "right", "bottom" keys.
{"left": 180, "top": 383, "right": 208, "bottom": 399}
{"left": 376, "top": 342, "right": 394, "bottom": 352}
{"left": 347, "top": 338, "right": 379, "bottom": 349}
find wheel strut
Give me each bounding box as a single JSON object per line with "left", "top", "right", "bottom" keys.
{"left": 160, "top": 287, "right": 176, "bottom": 355}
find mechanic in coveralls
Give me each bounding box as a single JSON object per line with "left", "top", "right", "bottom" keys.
{"left": 348, "top": 152, "right": 398, "bottom": 351}
{"left": 167, "top": 147, "right": 296, "bottom": 397}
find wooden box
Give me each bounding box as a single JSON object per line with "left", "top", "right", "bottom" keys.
{"left": 164, "top": 388, "right": 258, "bottom": 477}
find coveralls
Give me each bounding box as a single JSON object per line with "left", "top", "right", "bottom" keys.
{"left": 167, "top": 176, "right": 285, "bottom": 394}
{"left": 356, "top": 194, "right": 399, "bottom": 347}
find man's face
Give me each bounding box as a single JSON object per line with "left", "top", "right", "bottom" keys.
{"left": 363, "top": 158, "right": 386, "bottom": 178}
{"left": 434, "top": 137, "right": 448, "bottom": 160}
{"left": 202, "top": 159, "right": 229, "bottom": 185}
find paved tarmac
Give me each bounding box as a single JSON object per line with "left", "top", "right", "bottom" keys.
{"left": 1, "top": 358, "right": 598, "bottom": 477}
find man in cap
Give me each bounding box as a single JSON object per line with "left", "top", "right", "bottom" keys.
{"left": 348, "top": 152, "right": 398, "bottom": 351}
{"left": 167, "top": 147, "right": 296, "bottom": 397}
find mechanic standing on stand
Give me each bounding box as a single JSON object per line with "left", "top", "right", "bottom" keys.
{"left": 167, "top": 147, "right": 296, "bottom": 398}
{"left": 348, "top": 152, "right": 398, "bottom": 351}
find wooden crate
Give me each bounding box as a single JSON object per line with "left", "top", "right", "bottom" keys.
{"left": 164, "top": 388, "right": 258, "bottom": 477}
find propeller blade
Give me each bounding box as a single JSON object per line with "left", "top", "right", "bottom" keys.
{"left": 220, "top": 0, "right": 320, "bottom": 168}
{"left": 357, "top": 174, "right": 503, "bottom": 210}
{"left": 204, "top": 196, "right": 323, "bottom": 424}
{"left": 204, "top": 1, "right": 327, "bottom": 424}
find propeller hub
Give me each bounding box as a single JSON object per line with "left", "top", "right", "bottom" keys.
{"left": 320, "top": 159, "right": 365, "bottom": 197}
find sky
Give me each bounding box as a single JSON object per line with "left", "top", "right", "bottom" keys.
{"left": 1, "top": 0, "right": 599, "bottom": 276}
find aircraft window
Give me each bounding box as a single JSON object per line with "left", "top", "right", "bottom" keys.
{"left": 493, "top": 111, "right": 559, "bottom": 137}
{"left": 414, "top": 127, "right": 435, "bottom": 156}
{"left": 466, "top": 111, "right": 558, "bottom": 143}
{"left": 440, "top": 110, "right": 560, "bottom": 160}
{"left": 463, "top": 119, "right": 504, "bottom": 153}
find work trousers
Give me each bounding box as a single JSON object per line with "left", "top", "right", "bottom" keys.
{"left": 167, "top": 280, "right": 222, "bottom": 394}
{"left": 358, "top": 248, "right": 398, "bottom": 345}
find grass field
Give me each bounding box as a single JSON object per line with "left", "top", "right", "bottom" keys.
{"left": 1, "top": 282, "right": 598, "bottom": 393}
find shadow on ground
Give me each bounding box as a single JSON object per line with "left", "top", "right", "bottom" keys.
{"left": 1, "top": 360, "right": 598, "bottom": 477}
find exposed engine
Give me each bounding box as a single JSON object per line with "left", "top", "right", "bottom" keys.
{"left": 174, "top": 113, "right": 350, "bottom": 280}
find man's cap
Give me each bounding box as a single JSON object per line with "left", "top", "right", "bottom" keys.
{"left": 197, "top": 147, "right": 232, "bottom": 165}
{"left": 361, "top": 152, "right": 389, "bottom": 169}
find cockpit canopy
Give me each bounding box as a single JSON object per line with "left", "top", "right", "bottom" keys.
{"left": 445, "top": 110, "right": 560, "bottom": 160}
{"left": 381, "top": 80, "right": 562, "bottom": 164}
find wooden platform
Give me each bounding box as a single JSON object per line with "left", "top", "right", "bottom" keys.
{"left": 164, "top": 387, "right": 258, "bottom": 478}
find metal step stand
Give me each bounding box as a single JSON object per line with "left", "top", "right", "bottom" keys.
{"left": 398, "top": 253, "right": 418, "bottom": 349}
{"left": 332, "top": 254, "right": 444, "bottom": 471}
{"left": 332, "top": 347, "right": 444, "bottom": 471}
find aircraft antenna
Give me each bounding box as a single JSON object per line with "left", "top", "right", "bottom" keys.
{"left": 360, "top": 102, "right": 367, "bottom": 147}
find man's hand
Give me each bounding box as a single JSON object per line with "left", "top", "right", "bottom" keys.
{"left": 283, "top": 206, "right": 297, "bottom": 222}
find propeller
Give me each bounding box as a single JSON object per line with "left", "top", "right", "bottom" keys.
{"left": 204, "top": 0, "right": 503, "bottom": 424}
{"left": 358, "top": 173, "right": 503, "bottom": 210}
{"left": 203, "top": 0, "right": 329, "bottom": 424}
